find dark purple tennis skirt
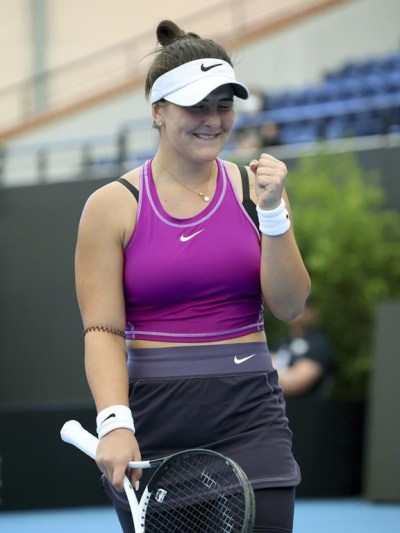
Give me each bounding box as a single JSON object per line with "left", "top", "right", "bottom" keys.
{"left": 102, "top": 342, "right": 300, "bottom": 511}
{"left": 128, "top": 342, "right": 299, "bottom": 485}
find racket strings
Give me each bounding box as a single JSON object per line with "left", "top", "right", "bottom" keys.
{"left": 144, "top": 453, "right": 253, "bottom": 532}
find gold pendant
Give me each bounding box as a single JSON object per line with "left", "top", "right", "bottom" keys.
{"left": 199, "top": 193, "right": 210, "bottom": 202}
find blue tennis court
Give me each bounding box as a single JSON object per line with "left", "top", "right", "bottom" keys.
{"left": 1, "top": 498, "right": 399, "bottom": 532}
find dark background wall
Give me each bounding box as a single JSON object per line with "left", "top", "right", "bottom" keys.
{"left": 0, "top": 177, "right": 111, "bottom": 405}
{"left": 0, "top": 177, "right": 114, "bottom": 510}
{"left": 353, "top": 143, "right": 400, "bottom": 210}
{"left": 364, "top": 301, "right": 400, "bottom": 502}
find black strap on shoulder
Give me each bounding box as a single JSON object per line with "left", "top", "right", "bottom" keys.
{"left": 239, "top": 165, "right": 251, "bottom": 202}
{"left": 238, "top": 165, "right": 259, "bottom": 231}
{"left": 117, "top": 177, "right": 139, "bottom": 202}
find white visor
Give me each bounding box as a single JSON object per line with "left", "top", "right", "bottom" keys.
{"left": 150, "top": 58, "right": 249, "bottom": 106}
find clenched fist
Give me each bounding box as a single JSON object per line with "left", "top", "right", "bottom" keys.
{"left": 250, "top": 153, "right": 287, "bottom": 210}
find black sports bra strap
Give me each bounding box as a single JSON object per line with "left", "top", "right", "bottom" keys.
{"left": 238, "top": 165, "right": 259, "bottom": 233}
{"left": 117, "top": 177, "right": 139, "bottom": 202}
{"left": 238, "top": 165, "right": 251, "bottom": 202}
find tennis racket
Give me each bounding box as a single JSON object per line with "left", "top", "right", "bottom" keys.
{"left": 61, "top": 420, "right": 255, "bottom": 532}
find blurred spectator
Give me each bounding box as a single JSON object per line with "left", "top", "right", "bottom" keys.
{"left": 271, "top": 297, "right": 334, "bottom": 398}
{"left": 233, "top": 127, "right": 263, "bottom": 151}
{"left": 235, "top": 87, "right": 266, "bottom": 116}
{"left": 259, "top": 121, "right": 280, "bottom": 147}
{"left": 234, "top": 87, "right": 280, "bottom": 151}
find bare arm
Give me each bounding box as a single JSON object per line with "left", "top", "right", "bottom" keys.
{"left": 249, "top": 154, "right": 311, "bottom": 321}
{"left": 75, "top": 182, "right": 141, "bottom": 490}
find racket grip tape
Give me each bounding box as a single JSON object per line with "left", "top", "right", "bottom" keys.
{"left": 60, "top": 420, "right": 99, "bottom": 460}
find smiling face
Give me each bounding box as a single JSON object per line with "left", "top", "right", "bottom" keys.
{"left": 153, "top": 85, "right": 236, "bottom": 164}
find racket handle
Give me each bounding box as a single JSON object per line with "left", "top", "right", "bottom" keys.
{"left": 60, "top": 420, "right": 154, "bottom": 469}
{"left": 60, "top": 419, "right": 99, "bottom": 460}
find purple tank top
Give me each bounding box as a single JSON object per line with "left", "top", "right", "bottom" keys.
{"left": 123, "top": 158, "right": 264, "bottom": 342}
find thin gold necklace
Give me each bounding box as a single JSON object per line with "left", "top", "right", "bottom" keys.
{"left": 181, "top": 185, "right": 211, "bottom": 202}
{"left": 161, "top": 163, "right": 215, "bottom": 202}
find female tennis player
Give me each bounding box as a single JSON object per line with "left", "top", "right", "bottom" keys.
{"left": 75, "top": 19, "right": 311, "bottom": 533}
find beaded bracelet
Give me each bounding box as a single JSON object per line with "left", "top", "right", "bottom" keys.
{"left": 83, "top": 326, "right": 126, "bottom": 339}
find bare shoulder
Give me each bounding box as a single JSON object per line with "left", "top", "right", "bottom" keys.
{"left": 222, "top": 159, "right": 247, "bottom": 178}
{"left": 119, "top": 166, "right": 141, "bottom": 189}
{"left": 223, "top": 161, "right": 250, "bottom": 199}
{"left": 84, "top": 167, "right": 141, "bottom": 211}
{"left": 221, "top": 159, "right": 255, "bottom": 203}
{"left": 79, "top": 166, "right": 141, "bottom": 245}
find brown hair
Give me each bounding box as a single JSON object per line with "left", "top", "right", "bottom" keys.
{"left": 145, "top": 20, "right": 232, "bottom": 101}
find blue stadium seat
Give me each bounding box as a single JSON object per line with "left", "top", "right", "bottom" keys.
{"left": 337, "top": 77, "right": 364, "bottom": 99}
{"left": 277, "top": 123, "right": 299, "bottom": 144}
{"left": 247, "top": 50, "right": 400, "bottom": 146}
{"left": 381, "top": 52, "right": 400, "bottom": 72}
{"left": 322, "top": 111, "right": 385, "bottom": 139}
{"left": 316, "top": 81, "right": 342, "bottom": 102}
{"left": 383, "top": 71, "right": 400, "bottom": 93}
{"left": 357, "top": 58, "right": 380, "bottom": 76}
{"left": 323, "top": 117, "right": 349, "bottom": 140}
{"left": 269, "top": 91, "right": 298, "bottom": 109}
{"left": 361, "top": 74, "right": 387, "bottom": 96}
{"left": 352, "top": 111, "right": 385, "bottom": 136}
{"left": 278, "top": 120, "right": 319, "bottom": 144}
{"left": 291, "top": 86, "right": 321, "bottom": 106}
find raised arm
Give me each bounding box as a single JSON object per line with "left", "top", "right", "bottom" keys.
{"left": 249, "top": 154, "right": 311, "bottom": 321}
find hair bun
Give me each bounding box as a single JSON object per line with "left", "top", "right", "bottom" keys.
{"left": 156, "top": 19, "right": 199, "bottom": 47}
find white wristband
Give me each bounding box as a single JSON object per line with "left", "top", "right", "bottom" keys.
{"left": 96, "top": 405, "right": 135, "bottom": 439}
{"left": 256, "top": 199, "right": 291, "bottom": 236}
